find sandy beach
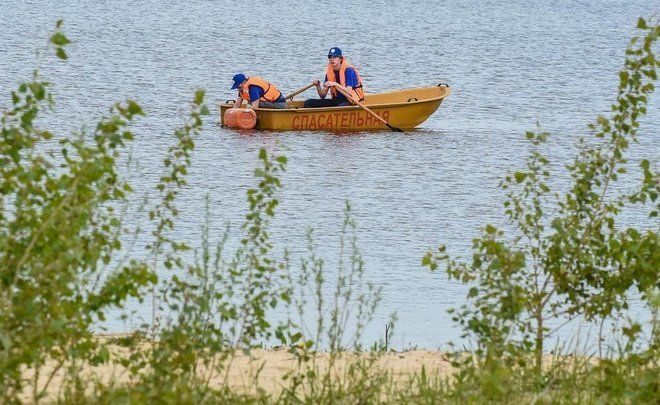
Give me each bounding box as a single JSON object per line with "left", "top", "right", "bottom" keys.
{"left": 24, "top": 345, "right": 455, "bottom": 400}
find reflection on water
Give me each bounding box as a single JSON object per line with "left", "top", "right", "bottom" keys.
{"left": 1, "top": 0, "right": 658, "bottom": 348}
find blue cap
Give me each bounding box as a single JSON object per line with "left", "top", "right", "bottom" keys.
{"left": 327, "top": 47, "right": 342, "bottom": 57}
{"left": 231, "top": 73, "right": 246, "bottom": 90}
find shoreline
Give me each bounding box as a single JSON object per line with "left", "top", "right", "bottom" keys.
{"left": 25, "top": 344, "right": 455, "bottom": 400}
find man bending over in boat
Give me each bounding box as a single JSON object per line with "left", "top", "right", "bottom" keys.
{"left": 303, "top": 47, "right": 365, "bottom": 108}
{"left": 231, "top": 73, "right": 287, "bottom": 109}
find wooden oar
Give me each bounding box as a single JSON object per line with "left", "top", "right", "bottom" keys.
{"left": 284, "top": 83, "right": 315, "bottom": 100}
{"left": 335, "top": 86, "right": 403, "bottom": 132}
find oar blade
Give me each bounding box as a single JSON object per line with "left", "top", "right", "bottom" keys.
{"left": 388, "top": 124, "right": 404, "bottom": 132}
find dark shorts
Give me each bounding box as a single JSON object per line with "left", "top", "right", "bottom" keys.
{"left": 258, "top": 101, "right": 287, "bottom": 109}
{"left": 256, "top": 93, "right": 287, "bottom": 109}
{"left": 303, "top": 98, "right": 351, "bottom": 108}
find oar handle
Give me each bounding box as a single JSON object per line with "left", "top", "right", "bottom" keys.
{"left": 335, "top": 86, "right": 403, "bottom": 132}
{"left": 284, "top": 83, "right": 316, "bottom": 100}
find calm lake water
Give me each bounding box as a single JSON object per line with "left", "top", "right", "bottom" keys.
{"left": 2, "top": 0, "right": 658, "bottom": 349}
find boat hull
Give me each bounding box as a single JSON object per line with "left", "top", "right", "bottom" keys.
{"left": 219, "top": 84, "right": 450, "bottom": 131}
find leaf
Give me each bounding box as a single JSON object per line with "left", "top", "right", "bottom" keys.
{"left": 514, "top": 172, "right": 527, "bottom": 183}
{"left": 421, "top": 254, "right": 431, "bottom": 266}
{"left": 127, "top": 100, "right": 144, "bottom": 117}
{"left": 29, "top": 83, "right": 45, "bottom": 100}
{"left": 56, "top": 47, "right": 68, "bottom": 60}
{"left": 636, "top": 18, "right": 648, "bottom": 29}
{"left": 50, "top": 32, "right": 70, "bottom": 46}
{"left": 194, "top": 89, "right": 205, "bottom": 105}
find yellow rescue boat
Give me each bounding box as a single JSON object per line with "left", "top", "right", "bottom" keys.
{"left": 219, "top": 84, "right": 451, "bottom": 131}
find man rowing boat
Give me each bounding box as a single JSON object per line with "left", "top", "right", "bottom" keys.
{"left": 303, "top": 47, "right": 365, "bottom": 108}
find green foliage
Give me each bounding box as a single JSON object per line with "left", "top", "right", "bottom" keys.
{"left": 0, "top": 22, "right": 153, "bottom": 402}
{"left": 289, "top": 203, "right": 383, "bottom": 353}
{"left": 50, "top": 20, "right": 70, "bottom": 60}
{"left": 280, "top": 203, "right": 386, "bottom": 402}
{"left": 423, "top": 17, "right": 659, "bottom": 389}
{"left": 124, "top": 145, "right": 293, "bottom": 402}
{"left": 545, "top": 20, "right": 659, "bottom": 320}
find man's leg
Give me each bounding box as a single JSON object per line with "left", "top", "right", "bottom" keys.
{"left": 258, "top": 101, "right": 287, "bottom": 109}
{"left": 303, "top": 99, "right": 344, "bottom": 108}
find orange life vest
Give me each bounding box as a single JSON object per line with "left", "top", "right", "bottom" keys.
{"left": 239, "top": 76, "right": 282, "bottom": 102}
{"left": 326, "top": 59, "right": 365, "bottom": 102}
